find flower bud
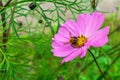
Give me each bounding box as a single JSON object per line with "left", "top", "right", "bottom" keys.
{"left": 39, "top": 19, "right": 43, "bottom": 23}
{"left": 29, "top": 3, "right": 36, "bottom": 10}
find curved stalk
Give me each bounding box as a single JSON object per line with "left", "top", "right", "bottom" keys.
{"left": 88, "top": 49, "right": 107, "bottom": 80}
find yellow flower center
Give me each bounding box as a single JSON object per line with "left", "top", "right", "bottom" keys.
{"left": 70, "top": 35, "right": 87, "bottom": 48}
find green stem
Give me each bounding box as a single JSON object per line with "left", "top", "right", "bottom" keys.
{"left": 0, "top": 0, "right": 13, "bottom": 77}
{"left": 82, "top": 43, "right": 120, "bottom": 72}
{"left": 97, "top": 54, "right": 120, "bottom": 80}
{"left": 4, "top": 0, "right": 12, "bottom": 7}
{"left": 88, "top": 49, "right": 107, "bottom": 80}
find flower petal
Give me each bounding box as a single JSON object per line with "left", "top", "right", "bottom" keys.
{"left": 77, "top": 13, "right": 90, "bottom": 35}
{"left": 85, "top": 12, "right": 104, "bottom": 37}
{"left": 80, "top": 46, "right": 87, "bottom": 58}
{"left": 91, "top": 36, "right": 108, "bottom": 47}
{"left": 92, "top": 12, "right": 104, "bottom": 30}
{"left": 52, "top": 44, "right": 75, "bottom": 57}
{"left": 53, "top": 33, "right": 69, "bottom": 43}
{"left": 89, "top": 26, "right": 109, "bottom": 47}
{"left": 62, "top": 20, "right": 80, "bottom": 36}
{"left": 52, "top": 41, "right": 64, "bottom": 48}
{"left": 58, "top": 26, "right": 69, "bottom": 36}
{"left": 61, "top": 48, "right": 81, "bottom": 63}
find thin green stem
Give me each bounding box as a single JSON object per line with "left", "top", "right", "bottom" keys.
{"left": 88, "top": 49, "right": 107, "bottom": 80}
{"left": 4, "top": 0, "right": 12, "bottom": 7}
{"left": 81, "top": 44, "right": 120, "bottom": 72}
{"left": 97, "top": 54, "right": 120, "bottom": 80}
{"left": 0, "top": 0, "right": 13, "bottom": 77}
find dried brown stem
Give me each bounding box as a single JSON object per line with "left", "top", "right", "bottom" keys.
{"left": 0, "top": 0, "right": 13, "bottom": 49}
{"left": 0, "top": 1, "right": 7, "bottom": 49}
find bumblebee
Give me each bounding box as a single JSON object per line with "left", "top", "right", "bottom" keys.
{"left": 70, "top": 37, "right": 78, "bottom": 48}
{"left": 64, "top": 32, "right": 87, "bottom": 48}
{"left": 69, "top": 35, "right": 87, "bottom": 48}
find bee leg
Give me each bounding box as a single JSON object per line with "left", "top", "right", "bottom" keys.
{"left": 71, "top": 44, "right": 76, "bottom": 48}
{"left": 64, "top": 42, "right": 70, "bottom": 45}
{"left": 69, "top": 32, "right": 72, "bottom": 37}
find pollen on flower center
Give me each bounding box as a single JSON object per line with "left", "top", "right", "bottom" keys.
{"left": 70, "top": 35, "right": 87, "bottom": 48}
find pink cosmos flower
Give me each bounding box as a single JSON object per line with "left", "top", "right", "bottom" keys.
{"left": 52, "top": 12, "right": 109, "bottom": 63}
